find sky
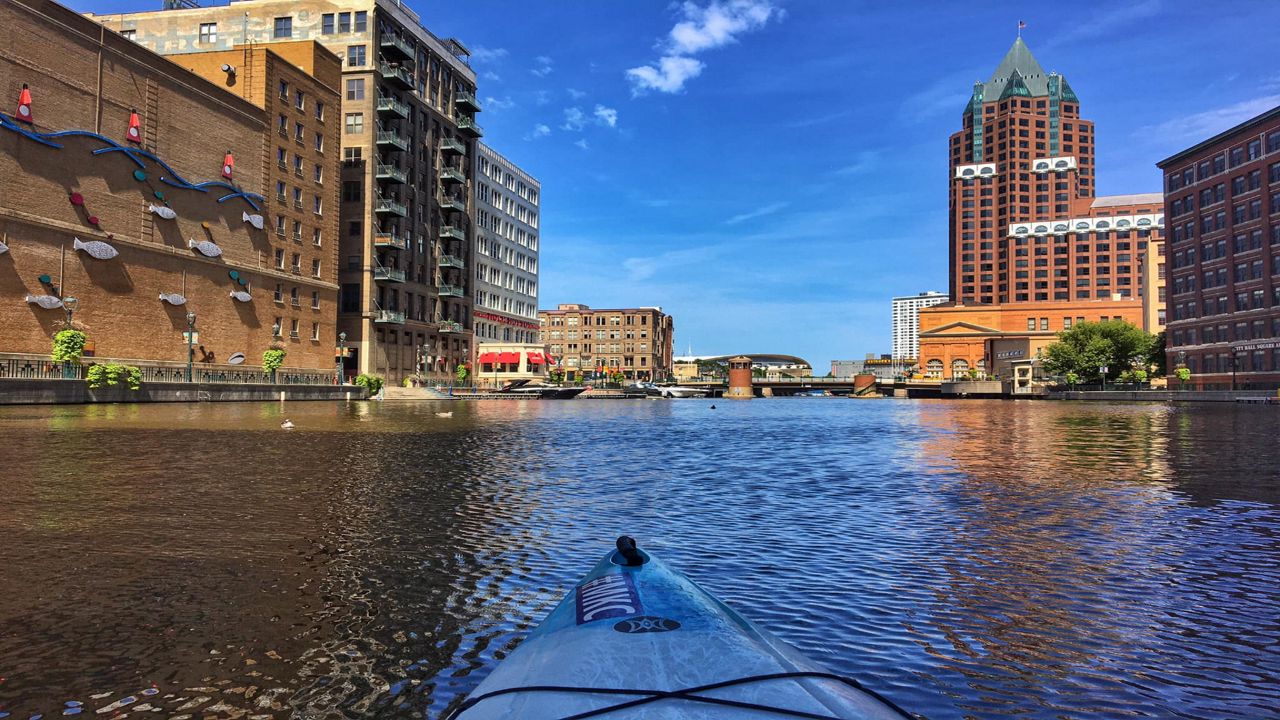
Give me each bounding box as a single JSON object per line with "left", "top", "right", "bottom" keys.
{"left": 77, "top": 0, "right": 1280, "bottom": 366}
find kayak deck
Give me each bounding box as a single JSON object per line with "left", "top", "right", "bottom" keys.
{"left": 451, "top": 541, "right": 910, "bottom": 719}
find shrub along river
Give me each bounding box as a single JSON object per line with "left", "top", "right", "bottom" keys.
{"left": 0, "top": 398, "right": 1276, "bottom": 718}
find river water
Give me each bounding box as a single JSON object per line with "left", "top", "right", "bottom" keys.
{"left": 0, "top": 398, "right": 1277, "bottom": 719}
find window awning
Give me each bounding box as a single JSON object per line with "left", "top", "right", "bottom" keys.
{"left": 478, "top": 352, "right": 497, "bottom": 363}
{"left": 498, "top": 352, "right": 520, "bottom": 363}
{"left": 527, "top": 352, "right": 544, "bottom": 364}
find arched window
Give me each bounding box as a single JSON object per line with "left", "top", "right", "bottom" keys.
{"left": 952, "top": 359, "right": 969, "bottom": 377}
{"left": 926, "top": 359, "right": 943, "bottom": 378}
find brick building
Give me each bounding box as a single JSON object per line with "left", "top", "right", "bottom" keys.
{"left": 1159, "top": 106, "right": 1280, "bottom": 389}
{"left": 1, "top": 0, "right": 337, "bottom": 373}
{"left": 539, "top": 304, "right": 674, "bottom": 382}
{"left": 949, "top": 38, "right": 1164, "bottom": 307}
{"left": 918, "top": 299, "right": 1144, "bottom": 380}
{"left": 90, "top": 0, "right": 484, "bottom": 385}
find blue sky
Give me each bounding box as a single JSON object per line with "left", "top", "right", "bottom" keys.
{"left": 79, "top": 0, "right": 1280, "bottom": 366}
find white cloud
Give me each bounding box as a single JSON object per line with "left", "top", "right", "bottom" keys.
{"left": 525, "top": 124, "right": 551, "bottom": 140}
{"left": 725, "top": 200, "right": 788, "bottom": 225}
{"left": 470, "top": 46, "right": 508, "bottom": 63}
{"left": 627, "top": 56, "right": 706, "bottom": 95}
{"left": 575, "top": 138, "right": 590, "bottom": 150}
{"left": 1142, "top": 95, "right": 1280, "bottom": 145}
{"left": 531, "top": 55, "right": 553, "bottom": 77}
{"left": 485, "top": 96, "right": 515, "bottom": 112}
{"left": 668, "top": 0, "right": 779, "bottom": 54}
{"left": 1043, "top": 0, "right": 1162, "bottom": 50}
{"left": 833, "top": 151, "right": 880, "bottom": 177}
{"left": 483, "top": 71, "right": 501, "bottom": 82}
{"left": 593, "top": 104, "right": 618, "bottom": 128}
{"left": 626, "top": 0, "right": 780, "bottom": 95}
{"left": 534, "top": 90, "right": 551, "bottom": 106}
{"left": 567, "top": 88, "right": 587, "bottom": 100}
{"left": 562, "top": 107, "right": 587, "bottom": 131}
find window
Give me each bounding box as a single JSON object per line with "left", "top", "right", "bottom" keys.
{"left": 1040, "top": 318, "right": 1049, "bottom": 331}
{"left": 314, "top": 164, "right": 324, "bottom": 183}
{"left": 312, "top": 323, "right": 321, "bottom": 341}
{"left": 273, "top": 283, "right": 284, "bottom": 303}
{"left": 347, "top": 45, "right": 366, "bottom": 67}
{"left": 344, "top": 147, "right": 362, "bottom": 163}
{"left": 273, "top": 317, "right": 284, "bottom": 336}
{"left": 290, "top": 319, "right": 300, "bottom": 339}
{"left": 315, "top": 133, "right": 324, "bottom": 153}
{"left": 273, "top": 16, "right": 292, "bottom": 39}
{"left": 291, "top": 253, "right": 301, "bottom": 273}
{"left": 313, "top": 195, "right": 323, "bottom": 214}
{"left": 344, "top": 112, "right": 364, "bottom": 134}
{"left": 294, "top": 121, "right": 304, "bottom": 141}
{"left": 313, "top": 228, "right": 323, "bottom": 246}
{"left": 346, "top": 79, "right": 364, "bottom": 101}
{"left": 342, "top": 181, "right": 362, "bottom": 202}
{"left": 1027, "top": 318, "right": 1036, "bottom": 331}
{"left": 322, "top": 13, "right": 334, "bottom": 34}
{"left": 338, "top": 12, "right": 351, "bottom": 32}
{"left": 278, "top": 80, "right": 289, "bottom": 101}
{"left": 355, "top": 11, "right": 367, "bottom": 31}
{"left": 120, "top": 29, "right": 136, "bottom": 41}
{"left": 199, "top": 22, "right": 217, "bottom": 44}
{"left": 315, "top": 101, "right": 325, "bottom": 121}
{"left": 312, "top": 290, "right": 321, "bottom": 309}
{"left": 295, "top": 90, "right": 305, "bottom": 111}
{"left": 312, "top": 258, "right": 321, "bottom": 278}
{"left": 290, "top": 286, "right": 300, "bottom": 306}
{"left": 274, "top": 248, "right": 285, "bottom": 269}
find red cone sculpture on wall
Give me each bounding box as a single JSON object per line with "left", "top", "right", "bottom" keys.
{"left": 126, "top": 109, "right": 142, "bottom": 143}
{"left": 16, "top": 83, "right": 33, "bottom": 124}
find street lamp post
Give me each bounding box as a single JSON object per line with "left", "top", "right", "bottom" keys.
{"left": 335, "top": 331, "right": 347, "bottom": 385}
{"left": 62, "top": 295, "right": 78, "bottom": 328}
{"left": 185, "top": 311, "right": 197, "bottom": 383}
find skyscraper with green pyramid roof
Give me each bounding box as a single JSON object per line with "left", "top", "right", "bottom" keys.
{"left": 945, "top": 36, "right": 1162, "bottom": 312}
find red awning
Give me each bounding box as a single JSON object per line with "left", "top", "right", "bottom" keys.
{"left": 498, "top": 352, "right": 520, "bottom": 364}
{"left": 545, "top": 355, "right": 556, "bottom": 365}
{"left": 478, "top": 352, "right": 497, "bottom": 363}
{"left": 527, "top": 352, "right": 544, "bottom": 364}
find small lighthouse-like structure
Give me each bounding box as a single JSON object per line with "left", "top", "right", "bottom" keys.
{"left": 725, "top": 356, "right": 754, "bottom": 399}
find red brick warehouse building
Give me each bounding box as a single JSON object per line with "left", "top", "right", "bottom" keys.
{"left": 1160, "top": 106, "right": 1280, "bottom": 390}
{"left": 949, "top": 38, "right": 1164, "bottom": 307}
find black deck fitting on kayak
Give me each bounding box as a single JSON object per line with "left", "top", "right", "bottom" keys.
{"left": 615, "top": 536, "right": 645, "bottom": 566}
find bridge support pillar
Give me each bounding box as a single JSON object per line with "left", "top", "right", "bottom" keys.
{"left": 725, "top": 356, "right": 753, "bottom": 399}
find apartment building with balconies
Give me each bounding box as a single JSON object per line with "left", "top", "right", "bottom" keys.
{"left": 474, "top": 143, "right": 540, "bottom": 346}
{"left": 89, "top": 0, "right": 483, "bottom": 384}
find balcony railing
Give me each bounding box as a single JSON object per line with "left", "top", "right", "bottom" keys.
{"left": 378, "top": 61, "right": 413, "bottom": 89}
{"left": 374, "top": 197, "right": 407, "bottom": 216}
{"left": 455, "top": 91, "right": 481, "bottom": 112}
{"left": 439, "top": 225, "right": 466, "bottom": 241}
{"left": 439, "top": 254, "right": 465, "bottom": 269}
{"left": 438, "top": 284, "right": 464, "bottom": 297}
{"left": 373, "top": 265, "right": 406, "bottom": 283}
{"left": 439, "top": 196, "right": 466, "bottom": 213}
{"left": 439, "top": 137, "right": 466, "bottom": 156}
{"left": 0, "top": 353, "right": 335, "bottom": 385}
{"left": 375, "top": 309, "right": 406, "bottom": 324}
{"left": 437, "top": 319, "right": 464, "bottom": 334}
{"left": 379, "top": 33, "right": 414, "bottom": 60}
{"left": 375, "top": 130, "right": 408, "bottom": 151}
{"left": 374, "top": 232, "right": 407, "bottom": 250}
{"left": 376, "top": 95, "right": 410, "bottom": 119}
{"left": 376, "top": 164, "right": 407, "bottom": 183}
{"left": 455, "top": 115, "right": 483, "bottom": 137}
{"left": 440, "top": 166, "right": 465, "bottom": 184}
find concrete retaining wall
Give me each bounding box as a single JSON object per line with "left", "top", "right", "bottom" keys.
{"left": 0, "top": 379, "right": 365, "bottom": 405}
{"left": 1049, "top": 389, "right": 1280, "bottom": 403}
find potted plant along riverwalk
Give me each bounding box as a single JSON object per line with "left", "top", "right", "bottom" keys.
{"left": 262, "top": 347, "right": 287, "bottom": 384}
{"left": 51, "top": 328, "right": 86, "bottom": 379}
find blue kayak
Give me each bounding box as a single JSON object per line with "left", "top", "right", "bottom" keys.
{"left": 449, "top": 537, "right": 913, "bottom": 719}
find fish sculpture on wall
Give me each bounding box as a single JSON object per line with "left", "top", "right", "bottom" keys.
{"left": 26, "top": 294, "right": 64, "bottom": 309}
{"left": 189, "top": 239, "right": 223, "bottom": 258}
{"left": 0, "top": 240, "right": 8, "bottom": 254}
{"left": 73, "top": 237, "right": 119, "bottom": 260}
{"left": 242, "top": 212, "right": 264, "bottom": 230}
{"left": 149, "top": 204, "right": 177, "bottom": 220}
{"left": 228, "top": 352, "right": 246, "bottom": 365}
{"left": 229, "top": 290, "right": 252, "bottom": 302}
{"left": 158, "top": 292, "right": 187, "bottom": 306}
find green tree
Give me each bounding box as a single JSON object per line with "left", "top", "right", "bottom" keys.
{"left": 262, "top": 348, "right": 287, "bottom": 382}
{"left": 455, "top": 362, "right": 469, "bottom": 384}
{"left": 51, "top": 329, "right": 86, "bottom": 362}
{"left": 1041, "top": 319, "right": 1155, "bottom": 382}
{"left": 354, "top": 373, "right": 384, "bottom": 395}
{"left": 1148, "top": 330, "right": 1167, "bottom": 376}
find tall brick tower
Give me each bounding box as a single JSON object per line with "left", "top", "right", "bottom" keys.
{"left": 949, "top": 38, "right": 1097, "bottom": 305}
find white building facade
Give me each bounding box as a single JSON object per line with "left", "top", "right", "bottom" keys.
{"left": 473, "top": 143, "right": 540, "bottom": 344}
{"left": 892, "top": 291, "right": 949, "bottom": 359}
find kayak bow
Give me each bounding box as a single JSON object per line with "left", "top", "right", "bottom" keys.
{"left": 449, "top": 536, "right": 912, "bottom": 719}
